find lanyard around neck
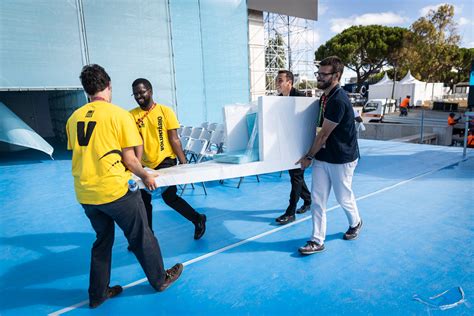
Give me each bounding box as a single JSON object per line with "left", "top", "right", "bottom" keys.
{"left": 136, "top": 103, "right": 156, "bottom": 127}
{"left": 318, "top": 87, "right": 341, "bottom": 126}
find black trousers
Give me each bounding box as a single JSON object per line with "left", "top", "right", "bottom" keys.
{"left": 141, "top": 157, "right": 200, "bottom": 231}
{"left": 287, "top": 168, "right": 311, "bottom": 215}
{"left": 82, "top": 190, "right": 166, "bottom": 303}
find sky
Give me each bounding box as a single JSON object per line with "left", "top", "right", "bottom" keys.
{"left": 293, "top": 0, "right": 474, "bottom": 82}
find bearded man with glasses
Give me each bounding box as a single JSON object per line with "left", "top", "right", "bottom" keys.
{"left": 296, "top": 56, "right": 363, "bottom": 255}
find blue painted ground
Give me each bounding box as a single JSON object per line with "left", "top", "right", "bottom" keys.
{"left": 0, "top": 140, "right": 473, "bottom": 315}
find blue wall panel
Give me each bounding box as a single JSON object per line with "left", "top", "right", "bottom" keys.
{"left": 1, "top": 0, "right": 250, "bottom": 124}
{"left": 170, "top": 0, "right": 250, "bottom": 126}
{"left": 82, "top": 0, "right": 175, "bottom": 110}
{"left": 200, "top": 0, "right": 250, "bottom": 124}
{"left": 0, "top": 0, "right": 83, "bottom": 88}
{"left": 169, "top": 0, "right": 206, "bottom": 125}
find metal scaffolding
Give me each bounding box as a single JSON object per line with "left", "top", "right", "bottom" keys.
{"left": 264, "top": 12, "right": 317, "bottom": 94}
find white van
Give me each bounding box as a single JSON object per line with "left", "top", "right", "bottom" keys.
{"left": 361, "top": 99, "right": 396, "bottom": 123}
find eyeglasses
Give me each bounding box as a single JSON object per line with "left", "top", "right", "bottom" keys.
{"left": 131, "top": 89, "right": 150, "bottom": 97}
{"left": 314, "top": 71, "right": 335, "bottom": 78}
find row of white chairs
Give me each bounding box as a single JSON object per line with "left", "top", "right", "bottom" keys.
{"left": 179, "top": 125, "right": 225, "bottom": 154}
{"left": 178, "top": 124, "right": 224, "bottom": 139}
{"left": 176, "top": 123, "right": 224, "bottom": 195}
{"left": 181, "top": 137, "right": 208, "bottom": 163}
{"left": 178, "top": 122, "right": 261, "bottom": 191}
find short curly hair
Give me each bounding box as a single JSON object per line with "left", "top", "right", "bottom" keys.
{"left": 319, "top": 56, "right": 344, "bottom": 79}
{"left": 277, "top": 70, "right": 294, "bottom": 84}
{"left": 79, "top": 64, "right": 111, "bottom": 95}
{"left": 132, "top": 78, "right": 153, "bottom": 91}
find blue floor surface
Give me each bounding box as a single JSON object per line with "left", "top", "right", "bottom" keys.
{"left": 0, "top": 140, "right": 473, "bottom": 315}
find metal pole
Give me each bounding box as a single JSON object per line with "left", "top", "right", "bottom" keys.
{"left": 463, "top": 115, "right": 468, "bottom": 158}
{"left": 420, "top": 108, "right": 424, "bottom": 144}
{"left": 390, "top": 65, "right": 397, "bottom": 99}
{"left": 287, "top": 16, "right": 291, "bottom": 71}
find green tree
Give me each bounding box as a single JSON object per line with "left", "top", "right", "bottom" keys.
{"left": 297, "top": 79, "right": 316, "bottom": 90}
{"left": 265, "top": 34, "right": 287, "bottom": 90}
{"left": 265, "top": 34, "right": 286, "bottom": 70}
{"left": 405, "top": 4, "right": 460, "bottom": 83}
{"left": 315, "top": 25, "right": 406, "bottom": 91}
{"left": 452, "top": 47, "right": 474, "bottom": 83}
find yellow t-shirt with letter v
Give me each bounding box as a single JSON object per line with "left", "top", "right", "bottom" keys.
{"left": 66, "top": 101, "right": 143, "bottom": 205}
{"left": 130, "top": 104, "right": 180, "bottom": 169}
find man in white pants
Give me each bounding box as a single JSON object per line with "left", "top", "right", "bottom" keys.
{"left": 296, "top": 56, "right": 362, "bottom": 255}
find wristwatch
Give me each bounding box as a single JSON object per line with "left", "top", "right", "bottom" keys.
{"left": 305, "top": 155, "right": 314, "bottom": 161}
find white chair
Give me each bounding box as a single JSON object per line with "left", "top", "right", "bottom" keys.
{"left": 209, "top": 129, "right": 225, "bottom": 154}
{"left": 198, "top": 130, "right": 224, "bottom": 162}
{"left": 187, "top": 138, "right": 208, "bottom": 163}
{"left": 199, "top": 129, "right": 213, "bottom": 142}
{"left": 214, "top": 123, "right": 225, "bottom": 132}
{"left": 180, "top": 138, "right": 209, "bottom": 195}
{"left": 180, "top": 136, "right": 191, "bottom": 152}
{"left": 190, "top": 127, "right": 204, "bottom": 139}
{"left": 208, "top": 122, "right": 218, "bottom": 131}
{"left": 180, "top": 126, "right": 192, "bottom": 138}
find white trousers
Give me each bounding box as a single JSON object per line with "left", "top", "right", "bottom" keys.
{"left": 310, "top": 159, "right": 360, "bottom": 244}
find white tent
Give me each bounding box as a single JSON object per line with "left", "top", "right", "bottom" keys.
{"left": 395, "top": 70, "right": 444, "bottom": 105}
{"left": 369, "top": 71, "right": 444, "bottom": 105}
{"left": 0, "top": 102, "right": 53, "bottom": 157}
{"left": 368, "top": 73, "right": 396, "bottom": 100}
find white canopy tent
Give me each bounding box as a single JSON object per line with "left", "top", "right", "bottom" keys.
{"left": 368, "top": 73, "right": 396, "bottom": 100}
{"left": 369, "top": 71, "right": 444, "bottom": 105}
{"left": 395, "top": 71, "right": 444, "bottom": 106}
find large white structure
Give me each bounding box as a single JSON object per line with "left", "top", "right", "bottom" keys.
{"left": 367, "top": 73, "right": 395, "bottom": 100}
{"left": 368, "top": 71, "right": 444, "bottom": 105}
{"left": 140, "top": 96, "right": 319, "bottom": 187}
{"left": 395, "top": 71, "right": 444, "bottom": 105}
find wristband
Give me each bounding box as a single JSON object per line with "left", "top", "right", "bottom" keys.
{"left": 305, "top": 155, "right": 314, "bottom": 161}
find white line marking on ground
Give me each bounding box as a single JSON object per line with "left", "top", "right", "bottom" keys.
{"left": 48, "top": 158, "right": 465, "bottom": 315}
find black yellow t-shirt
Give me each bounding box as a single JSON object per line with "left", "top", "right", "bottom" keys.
{"left": 130, "top": 104, "right": 180, "bottom": 169}
{"left": 66, "top": 101, "right": 143, "bottom": 205}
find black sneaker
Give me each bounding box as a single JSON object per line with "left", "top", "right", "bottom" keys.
{"left": 275, "top": 214, "right": 295, "bottom": 225}
{"left": 158, "top": 263, "right": 184, "bottom": 292}
{"left": 194, "top": 214, "right": 207, "bottom": 240}
{"left": 343, "top": 220, "right": 363, "bottom": 240}
{"left": 296, "top": 204, "right": 311, "bottom": 214}
{"left": 298, "top": 241, "right": 325, "bottom": 255}
{"left": 89, "top": 285, "right": 123, "bottom": 308}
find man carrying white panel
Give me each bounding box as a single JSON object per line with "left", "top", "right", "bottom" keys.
{"left": 66, "top": 65, "right": 183, "bottom": 308}
{"left": 274, "top": 70, "right": 312, "bottom": 225}
{"left": 130, "top": 78, "right": 206, "bottom": 242}
{"left": 296, "top": 56, "right": 362, "bottom": 255}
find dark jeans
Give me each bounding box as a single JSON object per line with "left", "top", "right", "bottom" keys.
{"left": 82, "top": 190, "right": 166, "bottom": 303}
{"left": 287, "top": 168, "right": 311, "bottom": 215}
{"left": 141, "top": 157, "right": 200, "bottom": 231}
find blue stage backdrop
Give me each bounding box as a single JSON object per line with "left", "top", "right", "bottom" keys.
{"left": 0, "top": 0, "right": 250, "bottom": 126}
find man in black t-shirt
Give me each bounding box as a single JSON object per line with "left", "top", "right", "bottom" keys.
{"left": 274, "top": 70, "right": 312, "bottom": 225}
{"left": 296, "top": 56, "right": 362, "bottom": 255}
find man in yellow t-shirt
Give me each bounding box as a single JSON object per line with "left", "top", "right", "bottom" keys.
{"left": 130, "top": 78, "right": 206, "bottom": 241}
{"left": 67, "top": 65, "right": 182, "bottom": 309}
